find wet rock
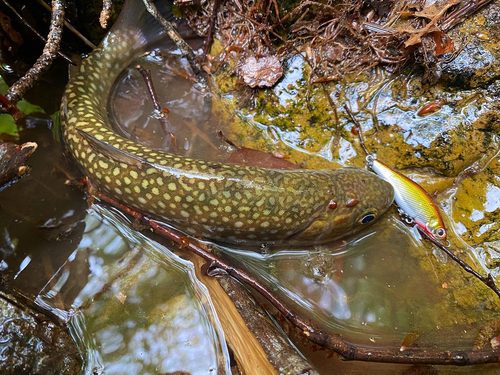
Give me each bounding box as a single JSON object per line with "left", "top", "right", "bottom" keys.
{"left": 450, "top": 157, "right": 500, "bottom": 247}
{"left": 0, "top": 291, "right": 82, "bottom": 374}
{"left": 440, "top": 2, "right": 500, "bottom": 88}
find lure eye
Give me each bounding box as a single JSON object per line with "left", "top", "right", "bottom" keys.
{"left": 359, "top": 212, "right": 376, "bottom": 224}
{"left": 435, "top": 227, "right": 446, "bottom": 238}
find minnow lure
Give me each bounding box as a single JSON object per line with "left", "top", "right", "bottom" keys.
{"left": 59, "top": 0, "right": 395, "bottom": 246}
{"left": 345, "top": 106, "right": 447, "bottom": 243}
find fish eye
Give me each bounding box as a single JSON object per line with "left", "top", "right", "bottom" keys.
{"left": 359, "top": 212, "right": 376, "bottom": 224}
{"left": 435, "top": 227, "right": 446, "bottom": 238}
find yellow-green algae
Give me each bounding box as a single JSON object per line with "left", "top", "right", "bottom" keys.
{"left": 206, "top": 3, "right": 500, "bottom": 327}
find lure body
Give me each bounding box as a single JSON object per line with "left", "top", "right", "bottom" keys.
{"left": 59, "top": 3, "right": 395, "bottom": 246}
{"left": 367, "top": 156, "right": 447, "bottom": 242}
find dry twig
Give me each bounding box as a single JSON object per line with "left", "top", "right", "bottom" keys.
{"left": 100, "top": 0, "right": 113, "bottom": 29}
{"left": 34, "top": 0, "right": 96, "bottom": 49}
{"left": 1, "top": 0, "right": 75, "bottom": 65}
{"left": 135, "top": 64, "right": 177, "bottom": 147}
{"left": 5, "top": 0, "right": 65, "bottom": 105}
{"left": 141, "top": 0, "right": 206, "bottom": 84}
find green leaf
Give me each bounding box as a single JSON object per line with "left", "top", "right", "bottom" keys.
{"left": 17, "top": 99, "right": 45, "bottom": 116}
{"left": 0, "top": 113, "right": 19, "bottom": 137}
{"left": 51, "top": 110, "right": 61, "bottom": 142}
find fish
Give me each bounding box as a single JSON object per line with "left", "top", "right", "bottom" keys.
{"left": 60, "top": 0, "right": 395, "bottom": 246}
{"left": 344, "top": 105, "right": 447, "bottom": 243}
{"left": 367, "top": 155, "right": 447, "bottom": 243}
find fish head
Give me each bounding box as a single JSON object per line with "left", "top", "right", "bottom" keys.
{"left": 327, "top": 168, "right": 395, "bottom": 236}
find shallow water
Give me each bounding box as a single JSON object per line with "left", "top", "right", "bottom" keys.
{"left": 37, "top": 204, "right": 230, "bottom": 374}
{"left": 2, "top": 9, "right": 500, "bottom": 374}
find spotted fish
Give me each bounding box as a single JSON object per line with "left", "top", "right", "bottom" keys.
{"left": 60, "top": 1, "right": 395, "bottom": 246}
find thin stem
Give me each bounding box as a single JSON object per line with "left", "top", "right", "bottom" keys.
{"left": 34, "top": 0, "right": 97, "bottom": 49}
{"left": 141, "top": 0, "right": 206, "bottom": 84}
{"left": 417, "top": 226, "right": 500, "bottom": 300}
{"left": 135, "top": 64, "right": 177, "bottom": 147}
{"left": 1, "top": 0, "right": 75, "bottom": 65}
{"left": 5, "top": 0, "right": 65, "bottom": 105}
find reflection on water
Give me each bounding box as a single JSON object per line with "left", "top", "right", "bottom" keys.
{"left": 36, "top": 205, "right": 230, "bottom": 374}
{"left": 216, "top": 214, "right": 500, "bottom": 351}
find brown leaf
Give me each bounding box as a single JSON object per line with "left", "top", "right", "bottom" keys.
{"left": 432, "top": 31, "right": 454, "bottom": 55}
{"left": 239, "top": 56, "right": 283, "bottom": 88}
{"left": 398, "top": 0, "right": 459, "bottom": 48}
{"left": 414, "top": 0, "right": 461, "bottom": 19}
{"left": 400, "top": 331, "right": 420, "bottom": 351}
{"left": 399, "top": 24, "right": 440, "bottom": 47}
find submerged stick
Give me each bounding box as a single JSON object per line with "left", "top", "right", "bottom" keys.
{"left": 417, "top": 227, "right": 500, "bottom": 300}
{"left": 202, "top": 0, "right": 220, "bottom": 60}
{"left": 141, "top": 0, "right": 206, "bottom": 84}
{"left": 5, "top": 0, "right": 65, "bottom": 105}
{"left": 135, "top": 64, "right": 176, "bottom": 147}
{"left": 89, "top": 184, "right": 500, "bottom": 365}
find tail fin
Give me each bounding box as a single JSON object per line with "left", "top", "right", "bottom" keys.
{"left": 104, "top": 0, "right": 175, "bottom": 50}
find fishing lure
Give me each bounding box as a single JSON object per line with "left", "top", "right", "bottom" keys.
{"left": 345, "top": 106, "right": 447, "bottom": 243}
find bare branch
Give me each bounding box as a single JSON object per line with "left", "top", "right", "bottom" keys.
{"left": 35, "top": 0, "right": 97, "bottom": 49}
{"left": 0, "top": 93, "right": 23, "bottom": 120}
{"left": 1, "top": 0, "right": 75, "bottom": 65}
{"left": 5, "top": 0, "right": 65, "bottom": 105}
{"left": 100, "top": 0, "right": 113, "bottom": 29}
{"left": 141, "top": 0, "right": 206, "bottom": 84}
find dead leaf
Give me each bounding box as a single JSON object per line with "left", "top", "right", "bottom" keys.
{"left": 432, "top": 31, "right": 454, "bottom": 55}
{"left": 398, "top": 23, "right": 440, "bottom": 47}
{"left": 400, "top": 331, "right": 420, "bottom": 351}
{"left": 414, "top": 0, "right": 461, "bottom": 19}
{"left": 239, "top": 56, "right": 283, "bottom": 88}
{"left": 398, "top": 0, "right": 460, "bottom": 48}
